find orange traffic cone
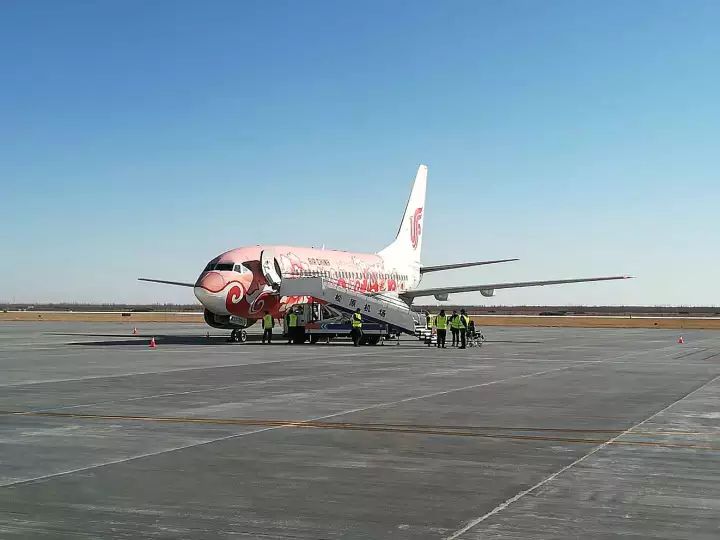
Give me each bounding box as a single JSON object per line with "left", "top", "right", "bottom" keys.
{"left": 149, "top": 337, "right": 157, "bottom": 349}
{"left": 132, "top": 327, "right": 138, "bottom": 335}
{"left": 677, "top": 336, "right": 684, "bottom": 344}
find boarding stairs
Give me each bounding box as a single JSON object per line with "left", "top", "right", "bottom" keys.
{"left": 279, "top": 277, "right": 434, "bottom": 343}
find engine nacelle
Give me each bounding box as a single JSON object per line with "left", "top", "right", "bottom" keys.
{"left": 203, "top": 309, "right": 255, "bottom": 329}
{"left": 434, "top": 293, "right": 449, "bottom": 301}
{"left": 480, "top": 289, "right": 495, "bottom": 297}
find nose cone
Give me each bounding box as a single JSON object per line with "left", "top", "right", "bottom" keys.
{"left": 194, "top": 271, "right": 231, "bottom": 314}
{"left": 195, "top": 271, "right": 226, "bottom": 293}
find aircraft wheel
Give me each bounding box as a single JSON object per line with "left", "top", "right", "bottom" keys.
{"left": 366, "top": 335, "right": 381, "bottom": 346}
{"left": 229, "top": 329, "right": 247, "bottom": 343}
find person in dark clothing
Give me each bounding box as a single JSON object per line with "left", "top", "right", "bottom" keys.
{"left": 262, "top": 310, "right": 274, "bottom": 344}
{"left": 286, "top": 309, "right": 299, "bottom": 344}
{"left": 459, "top": 309, "right": 469, "bottom": 349}
{"left": 450, "top": 310, "right": 460, "bottom": 347}
{"left": 350, "top": 308, "right": 363, "bottom": 346}
{"left": 434, "top": 309, "right": 448, "bottom": 348}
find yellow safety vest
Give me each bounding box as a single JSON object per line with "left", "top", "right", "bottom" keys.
{"left": 288, "top": 313, "right": 298, "bottom": 327}
{"left": 462, "top": 315, "right": 470, "bottom": 328}
{"left": 263, "top": 314, "right": 273, "bottom": 329}
{"left": 352, "top": 312, "right": 362, "bottom": 328}
{"left": 450, "top": 315, "right": 462, "bottom": 329}
{"left": 435, "top": 315, "right": 447, "bottom": 330}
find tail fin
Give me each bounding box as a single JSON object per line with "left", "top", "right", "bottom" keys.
{"left": 378, "top": 164, "right": 427, "bottom": 266}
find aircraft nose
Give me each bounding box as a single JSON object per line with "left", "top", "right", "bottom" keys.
{"left": 195, "top": 271, "right": 226, "bottom": 293}
{"left": 193, "top": 271, "right": 230, "bottom": 313}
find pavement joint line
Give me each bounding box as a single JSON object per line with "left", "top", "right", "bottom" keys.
{"left": 21, "top": 363, "right": 434, "bottom": 413}
{"left": 0, "top": 348, "right": 390, "bottom": 388}
{"left": 0, "top": 360, "right": 607, "bottom": 489}
{"left": 673, "top": 348, "right": 710, "bottom": 359}
{"left": 0, "top": 336, "right": 709, "bottom": 491}
{"left": 0, "top": 344, "right": 657, "bottom": 390}
{"left": 7, "top": 411, "right": 720, "bottom": 439}
{"left": 443, "top": 372, "right": 720, "bottom": 540}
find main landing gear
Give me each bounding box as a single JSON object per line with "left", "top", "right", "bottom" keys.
{"left": 229, "top": 329, "right": 248, "bottom": 343}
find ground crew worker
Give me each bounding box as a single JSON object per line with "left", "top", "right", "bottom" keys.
{"left": 351, "top": 308, "right": 363, "bottom": 347}
{"left": 262, "top": 310, "right": 274, "bottom": 344}
{"left": 450, "top": 310, "right": 461, "bottom": 346}
{"left": 286, "top": 308, "right": 299, "bottom": 344}
{"left": 425, "top": 310, "right": 433, "bottom": 328}
{"left": 459, "top": 309, "right": 470, "bottom": 349}
{"left": 434, "top": 309, "right": 448, "bottom": 348}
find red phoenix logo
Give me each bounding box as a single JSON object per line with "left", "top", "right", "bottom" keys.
{"left": 410, "top": 207, "right": 423, "bottom": 249}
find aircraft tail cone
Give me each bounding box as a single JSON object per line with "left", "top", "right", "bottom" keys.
{"left": 678, "top": 336, "right": 684, "bottom": 344}
{"left": 149, "top": 337, "right": 157, "bottom": 349}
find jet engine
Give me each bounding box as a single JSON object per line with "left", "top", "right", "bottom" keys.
{"left": 480, "top": 289, "right": 495, "bottom": 297}
{"left": 203, "top": 309, "right": 254, "bottom": 329}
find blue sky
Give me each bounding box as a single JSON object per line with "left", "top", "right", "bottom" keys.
{"left": 2, "top": 0, "right": 718, "bottom": 305}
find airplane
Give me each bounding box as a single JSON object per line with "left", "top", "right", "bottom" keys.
{"left": 140, "top": 165, "right": 630, "bottom": 339}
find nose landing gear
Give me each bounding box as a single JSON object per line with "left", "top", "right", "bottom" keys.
{"left": 229, "top": 329, "right": 248, "bottom": 343}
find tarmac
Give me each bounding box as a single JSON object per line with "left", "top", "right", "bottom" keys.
{"left": 1, "top": 322, "right": 719, "bottom": 539}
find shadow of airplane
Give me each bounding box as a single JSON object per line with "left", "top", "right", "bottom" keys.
{"left": 48, "top": 333, "right": 264, "bottom": 347}
{"left": 48, "top": 333, "right": 540, "bottom": 348}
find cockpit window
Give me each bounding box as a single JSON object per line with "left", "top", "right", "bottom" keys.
{"left": 205, "top": 261, "right": 250, "bottom": 273}
{"left": 233, "top": 263, "right": 251, "bottom": 274}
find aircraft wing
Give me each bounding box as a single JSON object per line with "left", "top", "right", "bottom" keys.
{"left": 420, "top": 258, "right": 519, "bottom": 274}
{"left": 138, "top": 278, "right": 195, "bottom": 287}
{"left": 400, "top": 275, "right": 632, "bottom": 301}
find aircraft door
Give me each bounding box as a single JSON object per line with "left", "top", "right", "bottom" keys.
{"left": 260, "top": 249, "right": 282, "bottom": 290}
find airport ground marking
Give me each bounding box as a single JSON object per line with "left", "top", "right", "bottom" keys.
{"left": 5, "top": 410, "right": 719, "bottom": 450}
{"left": 21, "top": 358, "right": 417, "bottom": 414}
{"left": 1, "top": 338, "right": 712, "bottom": 489}
{"left": 0, "top": 361, "right": 607, "bottom": 489}
{"left": 5, "top": 346, "right": 658, "bottom": 411}
{"left": 443, "top": 372, "right": 720, "bottom": 540}
{"left": 0, "top": 347, "right": 389, "bottom": 388}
